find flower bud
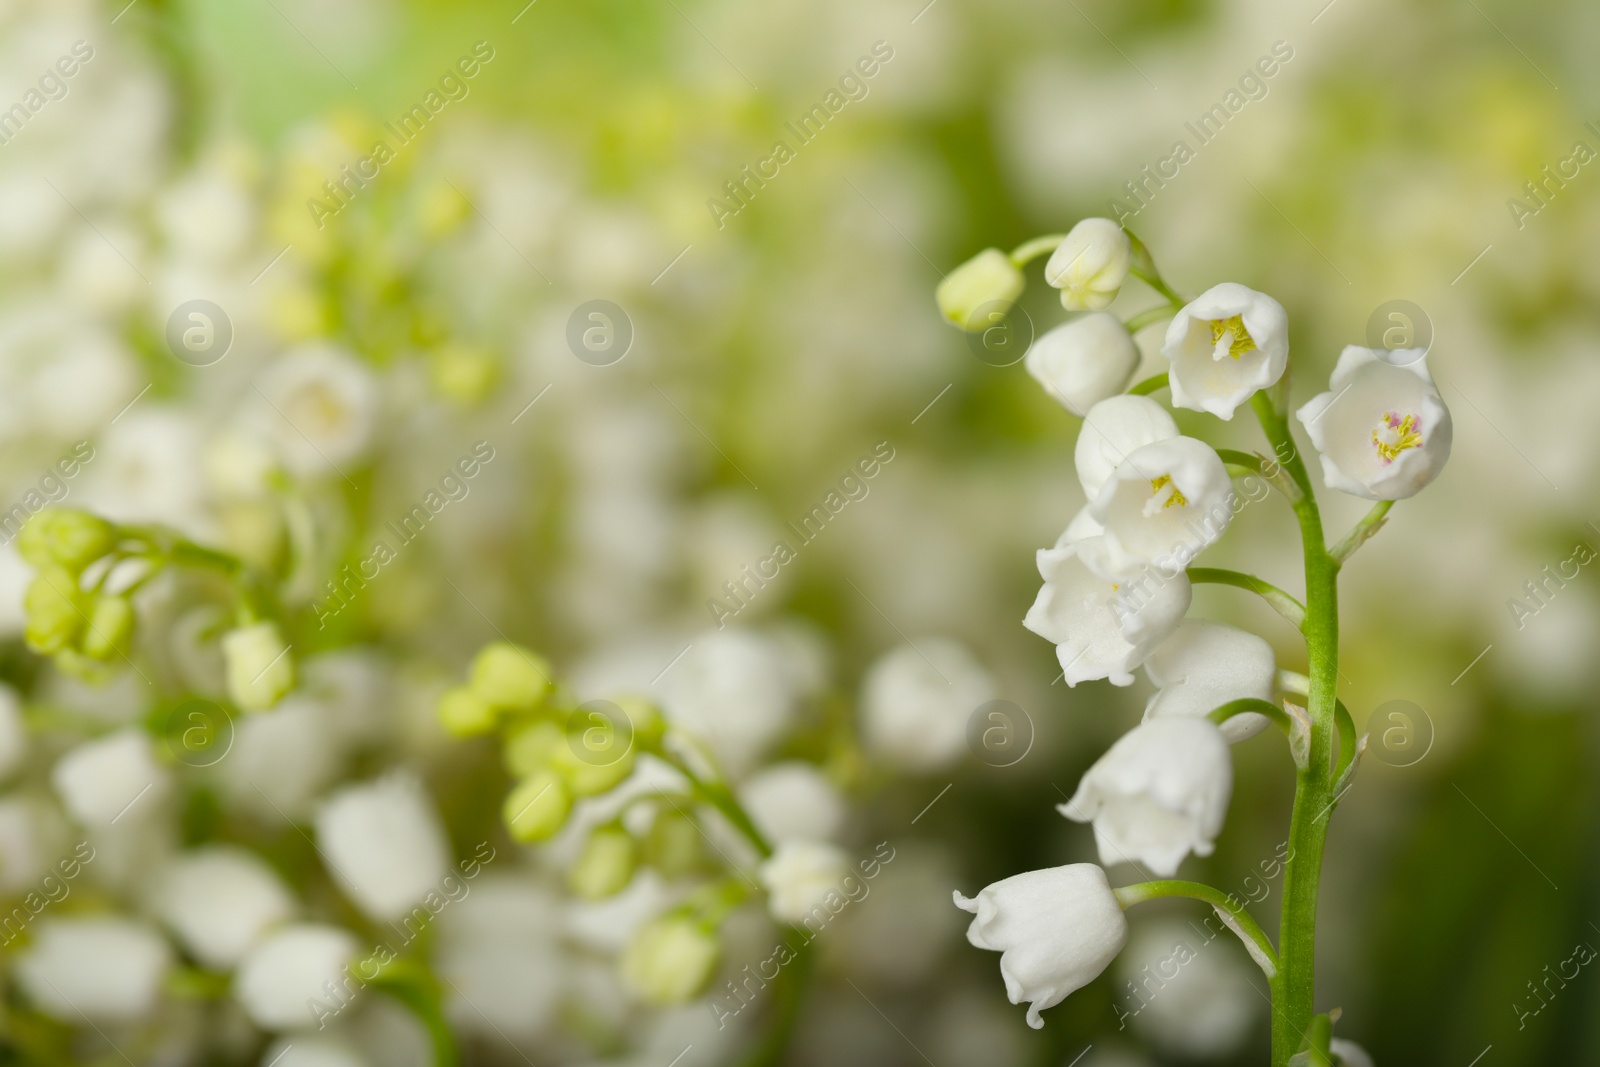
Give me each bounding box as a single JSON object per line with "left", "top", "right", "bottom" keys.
{"left": 16, "top": 508, "right": 115, "bottom": 574}
{"left": 222, "top": 621, "right": 296, "bottom": 712}
{"left": 503, "top": 719, "right": 563, "bottom": 777}
{"left": 81, "top": 596, "right": 135, "bottom": 661}
{"left": 502, "top": 770, "right": 571, "bottom": 843}
{"left": 550, "top": 732, "right": 636, "bottom": 797}
{"left": 611, "top": 694, "right": 665, "bottom": 752}
{"left": 437, "top": 685, "right": 496, "bottom": 738}
{"left": 936, "top": 248, "right": 1025, "bottom": 331}
{"left": 567, "top": 826, "right": 637, "bottom": 900}
{"left": 1045, "top": 219, "right": 1131, "bottom": 311}
{"left": 468, "top": 642, "right": 552, "bottom": 713}
{"left": 642, "top": 808, "right": 703, "bottom": 879}
{"left": 1024, "top": 312, "right": 1140, "bottom": 416}
{"left": 24, "top": 566, "right": 86, "bottom": 655}
{"left": 621, "top": 916, "right": 719, "bottom": 1005}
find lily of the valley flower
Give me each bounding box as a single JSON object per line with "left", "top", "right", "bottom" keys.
{"left": 1025, "top": 312, "right": 1140, "bottom": 416}
{"left": 1296, "top": 346, "right": 1452, "bottom": 500}
{"left": 1023, "top": 538, "right": 1190, "bottom": 687}
{"left": 1143, "top": 620, "right": 1277, "bottom": 742}
{"left": 1090, "top": 436, "right": 1234, "bottom": 569}
{"left": 758, "top": 839, "right": 850, "bottom": 922}
{"left": 1163, "top": 283, "right": 1289, "bottom": 419}
{"left": 953, "top": 863, "right": 1129, "bottom": 1029}
{"left": 1059, "top": 717, "right": 1232, "bottom": 876}
{"left": 1331, "top": 1038, "right": 1376, "bottom": 1067}
{"left": 1074, "top": 395, "right": 1179, "bottom": 502}
{"left": 936, "top": 248, "right": 1025, "bottom": 331}
{"left": 1045, "top": 218, "right": 1132, "bottom": 311}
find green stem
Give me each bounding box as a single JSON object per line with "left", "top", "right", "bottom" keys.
{"left": 1127, "top": 372, "right": 1169, "bottom": 396}
{"left": 1008, "top": 234, "right": 1065, "bottom": 268}
{"left": 1113, "top": 879, "right": 1279, "bottom": 976}
{"left": 1124, "top": 229, "right": 1186, "bottom": 305}
{"left": 1187, "top": 567, "right": 1307, "bottom": 629}
{"left": 660, "top": 745, "right": 773, "bottom": 859}
{"left": 1250, "top": 390, "right": 1339, "bottom": 1067}
{"left": 1123, "top": 303, "right": 1180, "bottom": 335}
{"left": 370, "top": 965, "right": 459, "bottom": 1067}
{"left": 733, "top": 934, "right": 815, "bottom": 1067}
{"left": 1207, "top": 697, "right": 1293, "bottom": 737}
{"left": 1329, "top": 500, "right": 1395, "bottom": 564}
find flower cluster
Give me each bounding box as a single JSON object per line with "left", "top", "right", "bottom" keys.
{"left": 940, "top": 219, "right": 1450, "bottom": 1061}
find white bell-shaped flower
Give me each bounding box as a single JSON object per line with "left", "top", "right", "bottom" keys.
{"left": 1143, "top": 620, "right": 1277, "bottom": 742}
{"left": 151, "top": 846, "right": 297, "bottom": 969}
{"left": 1023, "top": 539, "right": 1191, "bottom": 687}
{"left": 1059, "top": 718, "right": 1232, "bottom": 876}
{"left": 1090, "top": 437, "right": 1234, "bottom": 571}
{"left": 1163, "top": 283, "right": 1289, "bottom": 419}
{"left": 51, "top": 728, "right": 170, "bottom": 828}
{"left": 953, "top": 863, "right": 1128, "bottom": 1028}
{"left": 314, "top": 772, "right": 451, "bottom": 923}
{"left": 234, "top": 923, "right": 360, "bottom": 1031}
{"left": 1074, "top": 395, "right": 1178, "bottom": 502}
{"left": 1026, "top": 313, "right": 1140, "bottom": 416}
{"left": 758, "top": 838, "right": 851, "bottom": 923}
{"left": 1053, "top": 506, "right": 1105, "bottom": 548}
{"left": 15, "top": 917, "right": 172, "bottom": 1022}
{"left": 1296, "top": 346, "right": 1452, "bottom": 500}
{"left": 1045, "top": 219, "right": 1132, "bottom": 311}
{"left": 861, "top": 638, "right": 998, "bottom": 771}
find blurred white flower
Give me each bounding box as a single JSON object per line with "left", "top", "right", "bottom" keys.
{"left": 0, "top": 683, "right": 25, "bottom": 780}
{"left": 656, "top": 629, "right": 799, "bottom": 778}
{"left": 82, "top": 408, "right": 209, "bottom": 536}
{"left": 953, "top": 863, "right": 1128, "bottom": 1028}
{"left": 1074, "top": 395, "right": 1178, "bottom": 502}
{"left": 151, "top": 846, "right": 296, "bottom": 969}
{"left": 1296, "top": 346, "right": 1452, "bottom": 500}
{"left": 1332, "top": 1038, "right": 1376, "bottom": 1067}
{"left": 739, "top": 761, "right": 846, "bottom": 845}
{"left": 156, "top": 163, "right": 256, "bottom": 265}
{"left": 253, "top": 345, "right": 379, "bottom": 477}
{"left": 59, "top": 222, "right": 148, "bottom": 315}
{"left": 315, "top": 772, "right": 450, "bottom": 923}
{"left": 758, "top": 839, "right": 850, "bottom": 923}
{"left": 235, "top": 923, "right": 359, "bottom": 1031}
{"left": 1164, "top": 283, "right": 1289, "bottom": 420}
{"left": 221, "top": 698, "right": 343, "bottom": 821}
{"left": 1026, "top": 313, "right": 1140, "bottom": 416}
{"left": 15, "top": 917, "right": 172, "bottom": 1022}
{"left": 0, "top": 795, "right": 69, "bottom": 893}
{"left": 860, "top": 638, "right": 998, "bottom": 771}
{"left": 1059, "top": 718, "right": 1232, "bottom": 876}
{"left": 1045, "top": 218, "right": 1131, "bottom": 311}
{"left": 1024, "top": 541, "right": 1190, "bottom": 687}
{"left": 261, "top": 1037, "right": 369, "bottom": 1067}
{"left": 1090, "top": 436, "right": 1233, "bottom": 569}
{"left": 51, "top": 728, "right": 169, "bottom": 828}
{"left": 1112, "top": 915, "right": 1259, "bottom": 1058}
{"left": 1143, "top": 620, "right": 1276, "bottom": 742}
{"left": 437, "top": 938, "right": 564, "bottom": 1041}
{"left": 25, "top": 326, "right": 140, "bottom": 440}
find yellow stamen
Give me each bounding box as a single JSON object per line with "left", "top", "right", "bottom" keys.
{"left": 1371, "top": 411, "right": 1424, "bottom": 464}
{"left": 1150, "top": 475, "right": 1188, "bottom": 509}
{"left": 1208, "top": 315, "right": 1257, "bottom": 360}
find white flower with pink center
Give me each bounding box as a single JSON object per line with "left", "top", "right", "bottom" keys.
{"left": 1296, "top": 346, "right": 1452, "bottom": 500}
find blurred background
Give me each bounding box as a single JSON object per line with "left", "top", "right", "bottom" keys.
{"left": 0, "top": 0, "right": 1597, "bottom": 1063}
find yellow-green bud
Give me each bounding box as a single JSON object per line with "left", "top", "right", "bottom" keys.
{"left": 24, "top": 566, "right": 86, "bottom": 655}
{"left": 468, "top": 642, "right": 552, "bottom": 713}
{"left": 17, "top": 508, "right": 115, "bottom": 574}
{"left": 550, "top": 733, "right": 635, "bottom": 797}
{"left": 503, "top": 770, "right": 571, "bottom": 843}
{"left": 612, "top": 695, "right": 665, "bottom": 752}
{"left": 504, "top": 719, "right": 564, "bottom": 777}
{"left": 936, "top": 248, "right": 1025, "bottom": 332}
{"left": 621, "top": 917, "right": 720, "bottom": 1005}
{"left": 438, "top": 685, "right": 497, "bottom": 737}
{"left": 567, "top": 826, "right": 637, "bottom": 900}
{"left": 81, "top": 596, "right": 135, "bottom": 661}
{"left": 222, "top": 621, "right": 295, "bottom": 711}
{"left": 642, "top": 808, "right": 702, "bottom": 879}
